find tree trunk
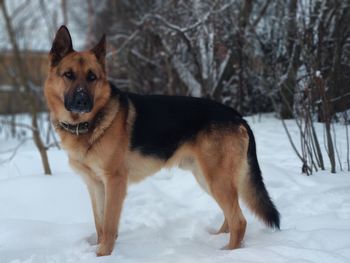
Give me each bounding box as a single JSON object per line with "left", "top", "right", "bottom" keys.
{"left": 280, "top": 0, "right": 298, "bottom": 119}
{"left": 32, "top": 110, "right": 52, "bottom": 175}
{"left": 1, "top": 0, "right": 52, "bottom": 175}
{"left": 237, "top": 0, "right": 253, "bottom": 112}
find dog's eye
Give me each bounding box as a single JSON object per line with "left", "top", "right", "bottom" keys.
{"left": 63, "top": 71, "right": 75, "bottom": 80}
{"left": 87, "top": 71, "right": 97, "bottom": 82}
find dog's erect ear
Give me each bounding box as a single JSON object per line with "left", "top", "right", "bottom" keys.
{"left": 50, "top": 25, "right": 74, "bottom": 67}
{"left": 91, "top": 34, "right": 106, "bottom": 70}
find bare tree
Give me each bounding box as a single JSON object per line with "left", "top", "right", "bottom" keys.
{"left": 0, "top": 0, "right": 51, "bottom": 175}
{"left": 2, "top": 0, "right": 347, "bottom": 175}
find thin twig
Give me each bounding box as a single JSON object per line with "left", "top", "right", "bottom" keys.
{"left": 0, "top": 137, "right": 32, "bottom": 164}
{"left": 332, "top": 122, "right": 343, "bottom": 171}
{"left": 0, "top": 119, "right": 38, "bottom": 132}
{"left": 344, "top": 111, "right": 350, "bottom": 171}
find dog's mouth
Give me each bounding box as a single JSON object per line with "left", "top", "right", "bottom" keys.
{"left": 68, "top": 108, "right": 92, "bottom": 114}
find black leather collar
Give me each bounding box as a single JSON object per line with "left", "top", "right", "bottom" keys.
{"left": 58, "top": 121, "right": 90, "bottom": 135}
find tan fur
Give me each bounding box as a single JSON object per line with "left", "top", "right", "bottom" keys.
{"left": 45, "top": 52, "right": 111, "bottom": 126}
{"left": 45, "top": 48, "right": 252, "bottom": 256}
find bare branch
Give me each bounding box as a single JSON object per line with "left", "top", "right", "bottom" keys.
{"left": 0, "top": 137, "right": 32, "bottom": 164}
{"left": 0, "top": 119, "right": 38, "bottom": 132}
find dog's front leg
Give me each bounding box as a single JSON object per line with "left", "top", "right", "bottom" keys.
{"left": 69, "top": 159, "right": 106, "bottom": 244}
{"left": 86, "top": 180, "right": 105, "bottom": 244}
{"left": 97, "top": 170, "right": 127, "bottom": 257}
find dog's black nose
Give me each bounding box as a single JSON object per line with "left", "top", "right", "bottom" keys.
{"left": 65, "top": 91, "right": 93, "bottom": 113}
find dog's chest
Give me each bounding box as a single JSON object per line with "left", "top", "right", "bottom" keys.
{"left": 63, "top": 139, "right": 112, "bottom": 181}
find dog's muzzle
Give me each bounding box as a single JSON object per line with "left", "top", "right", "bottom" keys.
{"left": 64, "top": 90, "right": 93, "bottom": 113}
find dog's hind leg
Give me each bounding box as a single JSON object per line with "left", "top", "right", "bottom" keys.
{"left": 197, "top": 155, "right": 247, "bottom": 248}
{"left": 184, "top": 159, "right": 230, "bottom": 235}
{"left": 209, "top": 171, "right": 247, "bottom": 249}
{"left": 195, "top": 129, "right": 248, "bottom": 249}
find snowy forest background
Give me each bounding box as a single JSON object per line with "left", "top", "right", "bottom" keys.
{"left": 1, "top": 1, "right": 350, "bottom": 262}
{"left": 1, "top": 0, "right": 350, "bottom": 175}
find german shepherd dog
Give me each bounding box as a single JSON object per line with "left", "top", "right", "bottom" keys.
{"left": 44, "top": 26, "right": 280, "bottom": 256}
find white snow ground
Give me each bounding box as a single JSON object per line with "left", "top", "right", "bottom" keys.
{"left": 0, "top": 115, "right": 350, "bottom": 263}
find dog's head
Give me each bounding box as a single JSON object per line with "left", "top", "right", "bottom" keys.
{"left": 45, "top": 26, "right": 110, "bottom": 124}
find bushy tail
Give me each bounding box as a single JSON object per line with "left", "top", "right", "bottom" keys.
{"left": 240, "top": 121, "right": 280, "bottom": 230}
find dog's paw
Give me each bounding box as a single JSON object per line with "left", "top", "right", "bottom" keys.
{"left": 96, "top": 242, "right": 114, "bottom": 257}
{"left": 220, "top": 242, "right": 243, "bottom": 250}
{"left": 208, "top": 227, "right": 230, "bottom": 235}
